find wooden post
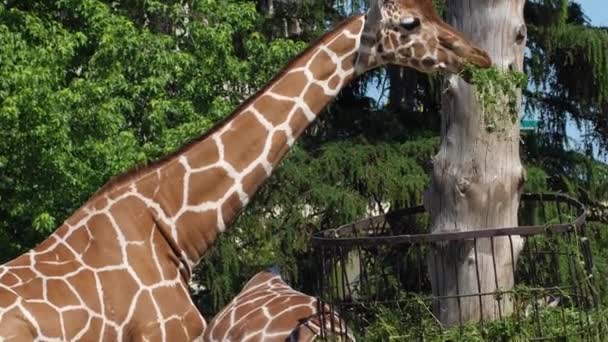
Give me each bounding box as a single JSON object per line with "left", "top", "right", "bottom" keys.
{"left": 425, "top": 0, "right": 527, "bottom": 325}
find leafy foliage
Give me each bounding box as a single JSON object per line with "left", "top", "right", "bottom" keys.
{"left": 525, "top": 0, "right": 608, "bottom": 154}
{"left": 362, "top": 303, "right": 607, "bottom": 341}
{"left": 0, "top": 0, "right": 303, "bottom": 260}
{"left": 465, "top": 65, "right": 528, "bottom": 133}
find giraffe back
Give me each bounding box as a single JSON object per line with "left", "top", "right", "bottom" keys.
{"left": 204, "top": 271, "right": 354, "bottom": 342}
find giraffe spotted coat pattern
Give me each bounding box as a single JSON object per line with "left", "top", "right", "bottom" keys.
{"left": 0, "top": 0, "right": 491, "bottom": 339}
{"left": 203, "top": 271, "right": 354, "bottom": 342}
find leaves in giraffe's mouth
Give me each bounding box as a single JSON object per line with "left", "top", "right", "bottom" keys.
{"left": 460, "top": 64, "right": 529, "bottom": 134}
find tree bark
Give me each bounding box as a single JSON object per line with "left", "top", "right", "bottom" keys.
{"left": 387, "top": 66, "right": 418, "bottom": 113}
{"left": 424, "top": 0, "right": 527, "bottom": 325}
{"left": 257, "top": 0, "right": 274, "bottom": 15}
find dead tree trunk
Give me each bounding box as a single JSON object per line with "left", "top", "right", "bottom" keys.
{"left": 424, "top": 0, "right": 527, "bottom": 325}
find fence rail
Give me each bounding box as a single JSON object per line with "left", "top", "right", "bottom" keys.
{"left": 311, "top": 193, "right": 606, "bottom": 340}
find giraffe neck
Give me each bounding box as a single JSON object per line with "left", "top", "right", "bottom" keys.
{"left": 90, "top": 14, "right": 369, "bottom": 276}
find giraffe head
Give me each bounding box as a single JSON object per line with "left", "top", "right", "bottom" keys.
{"left": 357, "top": 0, "right": 491, "bottom": 76}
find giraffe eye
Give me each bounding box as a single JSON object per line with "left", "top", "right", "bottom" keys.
{"left": 400, "top": 17, "right": 420, "bottom": 31}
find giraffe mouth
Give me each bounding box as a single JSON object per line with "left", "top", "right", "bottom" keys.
{"left": 463, "top": 47, "right": 492, "bottom": 69}
{"left": 452, "top": 46, "right": 492, "bottom": 70}
{"left": 438, "top": 36, "right": 492, "bottom": 71}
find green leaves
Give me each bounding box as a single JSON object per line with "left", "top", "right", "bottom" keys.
{"left": 33, "top": 212, "right": 56, "bottom": 234}
{"left": 526, "top": 1, "right": 608, "bottom": 152}
{"left": 464, "top": 64, "right": 528, "bottom": 133}
{"left": 0, "top": 0, "right": 298, "bottom": 258}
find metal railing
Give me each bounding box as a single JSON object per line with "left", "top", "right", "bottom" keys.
{"left": 312, "top": 193, "right": 606, "bottom": 340}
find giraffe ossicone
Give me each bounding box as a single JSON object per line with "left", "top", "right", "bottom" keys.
{"left": 0, "top": 0, "right": 490, "bottom": 340}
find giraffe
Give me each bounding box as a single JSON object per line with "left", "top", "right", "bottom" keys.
{"left": 203, "top": 270, "right": 354, "bottom": 342}
{"left": 0, "top": 0, "right": 491, "bottom": 340}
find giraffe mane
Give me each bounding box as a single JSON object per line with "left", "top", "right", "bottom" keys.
{"left": 86, "top": 14, "right": 365, "bottom": 204}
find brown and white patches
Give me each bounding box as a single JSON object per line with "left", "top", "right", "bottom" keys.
{"left": 34, "top": 242, "right": 74, "bottom": 265}
{"left": 78, "top": 317, "right": 103, "bottom": 341}
{"left": 186, "top": 138, "right": 220, "bottom": 169}
{"left": 327, "top": 34, "right": 357, "bottom": 59}
{"left": 67, "top": 270, "right": 102, "bottom": 313}
{"left": 0, "top": 310, "right": 35, "bottom": 339}
{"left": 221, "top": 192, "right": 242, "bottom": 229}
{"left": 150, "top": 227, "right": 181, "bottom": 281}
{"left": 328, "top": 74, "right": 342, "bottom": 91}
{"left": 382, "top": 35, "right": 394, "bottom": 52}
{"left": 111, "top": 197, "right": 152, "bottom": 242}
{"left": 304, "top": 83, "right": 332, "bottom": 114}
{"left": 188, "top": 167, "right": 234, "bottom": 205}
{"left": 164, "top": 318, "right": 190, "bottom": 341}
{"left": 270, "top": 71, "right": 308, "bottom": 98}
{"left": 0, "top": 3, "right": 493, "bottom": 339}
{"left": 398, "top": 47, "right": 412, "bottom": 58}
{"left": 409, "top": 58, "right": 421, "bottom": 70}
{"left": 421, "top": 56, "right": 436, "bottom": 68}
{"left": 221, "top": 111, "right": 268, "bottom": 172}
{"left": 34, "top": 235, "right": 59, "bottom": 254}
{"left": 253, "top": 95, "right": 294, "bottom": 126}
{"left": 389, "top": 32, "right": 400, "bottom": 49}
{"left": 135, "top": 170, "right": 162, "bottom": 199}
{"left": 437, "top": 49, "right": 449, "bottom": 65}
{"left": 47, "top": 279, "right": 79, "bottom": 308}
{"left": 13, "top": 277, "right": 43, "bottom": 300}
{"left": 106, "top": 186, "right": 130, "bottom": 203}
{"left": 9, "top": 267, "right": 35, "bottom": 286}
{"left": 97, "top": 269, "right": 139, "bottom": 323}
{"left": 62, "top": 309, "right": 91, "bottom": 339}
{"left": 399, "top": 33, "right": 412, "bottom": 45}
{"left": 347, "top": 16, "right": 364, "bottom": 35}
{"left": 289, "top": 108, "right": 310, "bottom": 138}
{"left": 242, "top": 165, "right": 267, "bottom": 197}
{"left": 183, "top": 308, "right": 206, "bottom": 339}
{"left": 412, "top": 42, "right": 426, "bottom": 58}
{"left": 64, "top": 207, "right": 90, "bottom": 228}
{"left": 151, "top": 285, "right": 189, "bottom": 321}
{"left": 207, "top": 310, "right": 231, "bottom": 341}
{"left": 341, "top": 52, "right": 357, "bottom": 72}
{"left": 309, "top": 49, "right": 338, "bottom": 82}
{"left": 266, "top": 305, "right": 311, "bottom": 332}
{"left": 175, "top": 210, "right": 218, "bottom": 261}
{"left": 81, "top": 215, "right": 122, "bottom": 269}
{"left": 103, "top": 324, "right": 118, "bottom": 341}
{"left": 126, "top": 239, "right": 163, "bottom": 286}
{"left": 22, "top": 302, "right": 62, "bottom": 338}
{"left": 0, "top": 290, "right": 18, "bottom": 308}
{"left": 0, "top": 272, "right": 19, "bottom": 287}
{"left": 204, "top": 271, "right": 353, "bottom": 342}
{"left": 65, "top": 226, "right": 92, "bottom": 256}
{"left": 266, "top": 131, "right": 289, "bottom": 168}
{"left": 154, "top": 161, "right": 187, "bottom": 217}
{"left": 92, "top": 196, "right": 109, "bottom": 212}
{"left": 129, "top": 291, "right": 161, "bottom": 337}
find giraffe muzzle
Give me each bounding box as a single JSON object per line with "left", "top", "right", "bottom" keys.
{"left": 450, "top": 43, "right": 492, "bottom": 70}
{"left": 438, "top": 34, "right": 492, "bottom": 72}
